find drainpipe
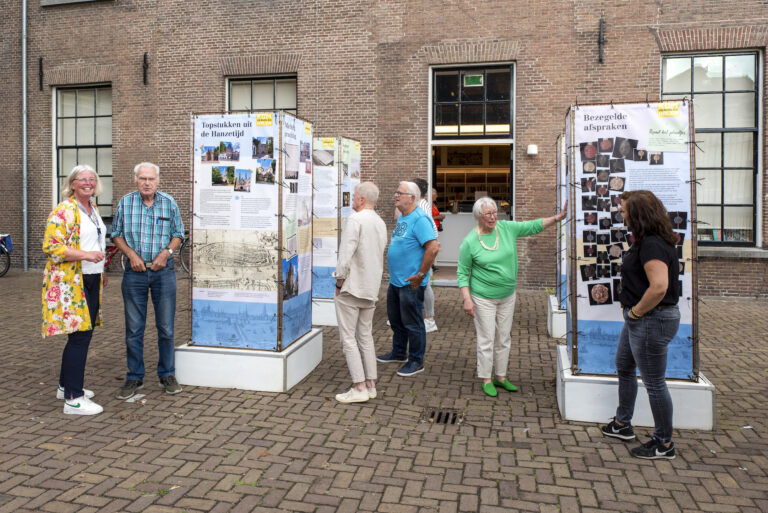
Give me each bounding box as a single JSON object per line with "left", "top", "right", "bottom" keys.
{"left": 22, "top": 0, "right": 29, "bottom": 271}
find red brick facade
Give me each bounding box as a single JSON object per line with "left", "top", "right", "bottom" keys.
{"left": 1, "top": 0, "right": 766, "bottom": 296}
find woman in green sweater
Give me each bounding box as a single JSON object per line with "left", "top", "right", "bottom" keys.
{"left": 458, "top": 197, "right": 567, "bottom": 397}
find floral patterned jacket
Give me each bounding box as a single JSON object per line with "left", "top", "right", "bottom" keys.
{"left": 41, "top": 197, "right": 103, "bottom": 338}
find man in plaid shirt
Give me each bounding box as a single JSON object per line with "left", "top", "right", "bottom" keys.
{"left": 112, "top": 162, "right": 184, "bottom": 399}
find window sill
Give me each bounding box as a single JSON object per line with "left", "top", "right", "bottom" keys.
{"left": 698, "top": 246, "right": 768, "bottom": 259}
{"left": 41, "top": 0, "right": 112, "bottom": 6}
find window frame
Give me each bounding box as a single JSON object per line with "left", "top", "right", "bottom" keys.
{"left": 661, "top": 51, "right": 760, "bottom": 247}
{"left": 54, "top": 84, "right": 113, "bottom": 221}
{"left": 227, "top": 75, "right": 297, "bottom": 114}
{"left": 431, "top": 65, "right": 515, "bottom": 140}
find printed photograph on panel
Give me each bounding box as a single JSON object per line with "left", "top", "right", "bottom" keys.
{"left": 192, "top": 229, "right": 278, "bottom": 291}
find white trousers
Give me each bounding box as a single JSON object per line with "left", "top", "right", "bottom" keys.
{"left": 334, "top": 291, "right": 378, "bottom": 383}
{"left": 471, "top": 292, "right": 517, "bottom": 379}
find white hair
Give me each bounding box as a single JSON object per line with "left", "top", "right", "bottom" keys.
{"left": 355, "top": 182, "right": 380, "bottom": 205}
{"left": 133, "top": 162, "right": 160, "bottom": 178}
{"left": 399, "top": 181, "right": 421, "bottom": 201}
{"left": 62, "top": 164, "right": 103, "bottom": 197}
{"left": 472, "top": 196, "right": 498, "bottom": 221}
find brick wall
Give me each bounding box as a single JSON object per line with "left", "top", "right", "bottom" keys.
{"left": 698, "top": 258, "right": 768, "bottom": 297}
{"left": 2, "top": 0, "right": 765, "bottom": 297}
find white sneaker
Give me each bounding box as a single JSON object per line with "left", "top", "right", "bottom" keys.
{"left": 63, "top": 395, "right": 103, "bottom": 415}
{"left": 367, "top": 387, "right": 377, "bottom": 399}
{"left": 57, "top": 385, "right": 94, "bottom": 400}
{"left": 335, "top": 387, "right": 370, "bottom": 403}
{"left": 425, "top": 319, "right": 438, "bottom": 333}
{"left": 386, "top": 320, "right": 391, "bottom": 326}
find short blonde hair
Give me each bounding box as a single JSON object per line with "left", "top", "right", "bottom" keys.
{"left": 61, "top": 164, "right": 103, "bottom": 197}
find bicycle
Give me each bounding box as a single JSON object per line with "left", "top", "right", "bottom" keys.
{"left": 104, "top": 231, "right": 189, "bottom": 274}
{"left": 0, "top": 233, "right": 12, "bottom": 277}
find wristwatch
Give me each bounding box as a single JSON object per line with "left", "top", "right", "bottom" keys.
{"left": 417, "top": 271, "right": 426, "bottom": 278}
{"left": 165, "top": 247, "right": 174, "bottom": 255}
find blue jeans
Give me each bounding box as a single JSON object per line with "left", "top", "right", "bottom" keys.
{"left": 60, "top": 273, "right": 100, "bottom": 399}
{"left": 386, "top": 284, "right": 426, "bottom": 366}
{"left": 121, "top": 265, "right": 177, "bottom": 381}
{"left": 615, "top": 305, "right": 681, "bottom": 443}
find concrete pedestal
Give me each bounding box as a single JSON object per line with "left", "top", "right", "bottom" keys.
{"left": 175, "top": 328, "right": 323, "bottom": 392}
{"left": 312, "top": 298, "right": 337, "bottom": 326}
{"left": 556, "top": 345, "right": 716, "bottom": 430}
{"left": 547, "top": 294, "right": 566, "bottom": 339}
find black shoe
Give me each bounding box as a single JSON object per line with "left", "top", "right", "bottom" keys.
{"left": 631, "top": 438, "right": 676, "bottom": 460}
{"left": 160, "top": 375, "right": 183, "bottom": 395}
{"left": 601, "top": 418, "right": 636, "bottom": 440}
{"left": 116, "top": 379, "right": 144, "bottom": 400}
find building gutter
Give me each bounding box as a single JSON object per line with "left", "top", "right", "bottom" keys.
{"left": 22, "top": 0, "right": 29, "bottom": 271}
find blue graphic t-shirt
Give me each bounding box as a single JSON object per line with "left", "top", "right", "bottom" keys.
{"left": 387, "top": 207, "right": 437, "bottom": 287}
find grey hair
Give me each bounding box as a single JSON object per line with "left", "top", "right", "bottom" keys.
{"left": 472, "top": 196, "right": 498, "bottom": 221}
{"left": 355, "top": 181, "right": 380, "bottom": 205}
{"left": 398, "top": 181, "right": 421, "bottom": 201}
{"left": 134, "top": 162, "right": 160, "bottom": 178}
{"left": 62, "top": 164, "right": 103, "bottom": 197}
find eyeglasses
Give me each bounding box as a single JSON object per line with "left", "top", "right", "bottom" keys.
{"left": 394, "top": 191, "right": 413, "bottom": 197}
{"left": 482, "top": 211, "right": 498, "bottom": 218}
{"left": 75, "top": 177, "right": 97, "bottom": 184}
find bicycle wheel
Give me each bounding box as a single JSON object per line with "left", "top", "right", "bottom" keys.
{"left": 179, "top": 240, "right": 190, "bottom": 274}
{"left": 0, "top": 248, "right": 9, "bottom": 277}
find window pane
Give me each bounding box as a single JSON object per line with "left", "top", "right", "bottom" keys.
{"left": 58, "top": 177, "right": 68, "bottom": 201}
{"left": 694, "top": 94, "right": 722, "bottom": 128}
{"left": 98, "top": 175, "right": 113, "bottom": 205}
{"left": 252, "top": 81, "right": 274, "bottom": 109}
{"left": 694, "top": 132, "right": 721, "bottom": 167}
{"left": 486, "top": 69, "right": 510, "bottom": 101}
{"left": 59, "top": 149, "right": 77, "bottom": 176}
{"left": 696, "top": 205, "right": 721, "bottom": 238}
{"left": 663, "top": 58, "right": 691, "bottom": 92}
{"left": 723, "top": 169, "right": 753, "bottom": 204}
{"left": 447, "top": 146, "right": 483, "bottom": 165}
{"left": 230, "top": 81, "right": 251, "bottom": 110}
{"left": 435, "top": 104, "right": 458, "bottom": 135}
{"left": 724, "top": 92, "right": 755, "bottom": 128}
{"left": 78, "top": 148, "right": 96, "bottom": 169}
{"left": 723, "top": 132, "right": 753, "bottom": 167}
{"left": 76, "top": 118, "right": 95, "bottom": 146}
{"left": 485, "top": 103, "right": 510, "bottom": 134}
{"left": 460, "top": 104, "right": 483, "bottom": 135}
{"left": 723, "top": 206, "right": 753, "bottom": 241}
{"left": 461, "top": 72, "right": 484, "bottom": 101}
{"left": 76, "top": 89, "right": 95, "bottom": 116}
{"left": 695, "top": 168, "right": 721, "bottom": 204}
{"left": 97, "top": 147, "right": 112, "bottom": 175}
{"left": 275, "top": 79, "right": 296, "bottom": 109}
{"left": 725, "top": 55, "right": 755, "bottom": 91}
{"left": 96, "top": 88, "right": 112, "bottom": 115}
{"left": 59, "top": 90, "right": 76, "bottom": 117}
{"left": 96, "top": 117, "right": 112, "bottom": 145}
{"left": 489, "top": 146, "right": 509, "bottom": 166}
{"left": 435, "top": 71, "right": 459, "bottom": 102}
{"left": 98, "top": 205, "right": 113, "bottom": 218}
{"left": 58, "top": 118, "right": 75, "bottom": 146}
{"left": 693, "top": 56, "right": 723, "bottom": 92}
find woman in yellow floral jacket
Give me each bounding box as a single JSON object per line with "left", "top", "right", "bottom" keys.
{"left": 42, "top": 164, "right": 107, "bottom": 415}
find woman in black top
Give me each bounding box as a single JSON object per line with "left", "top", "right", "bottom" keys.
{"left": 601, "top": 190, "right": 681, "bottom": 460}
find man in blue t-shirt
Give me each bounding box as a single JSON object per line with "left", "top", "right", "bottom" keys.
{"left": 377, "top": 181, "right": 439, "bottom": 377}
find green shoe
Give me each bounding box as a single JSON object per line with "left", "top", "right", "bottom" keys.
{"left": 493, "top": 377, "right": 519, "bottom": 392}
{"left": 481, "top": 381, "right": 498, "bottom": 397}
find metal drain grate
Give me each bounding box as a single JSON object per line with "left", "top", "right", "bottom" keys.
{"left": 420, "top": 407, "right": 464, "bottom": 425}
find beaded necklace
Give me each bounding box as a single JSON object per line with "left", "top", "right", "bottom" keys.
{"left": 476, "top": 227, "right": 499, "bottom": 251}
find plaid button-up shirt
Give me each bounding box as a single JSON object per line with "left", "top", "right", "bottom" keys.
{"left": 112, "top": 191, "right": 184, "bottom": 262}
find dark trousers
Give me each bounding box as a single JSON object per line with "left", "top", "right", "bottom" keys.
{"left": 59, "top": 273, "right": 100, "bottom": 400}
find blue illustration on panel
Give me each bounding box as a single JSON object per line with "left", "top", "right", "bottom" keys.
{"left": 576, "top": 320, "right": 693, "bottom": 379}
{"left": 192, "top": 299, "right": 277, "bottom": 350}
{"left": 282, "top": 290, "right": 312, "bottom": 348}
{"left": 312, "top": 266, "right": 336, "bottom": 299}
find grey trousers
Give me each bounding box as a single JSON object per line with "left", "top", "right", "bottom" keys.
{"left": 334, "top": 291, "right": 378, "bottom": 383}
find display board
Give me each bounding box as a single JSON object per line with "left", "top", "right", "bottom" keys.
{"left": 191, "top": 111, "right": 313, "bottom": 350}
{"left": 311, "top": 137, "right": 360, "bottom": 300}
{"left": 556, "top": 134, "right": 568, "bottom": 310}
{"left": 566, "top": 101, "right": 698, "bottom": 379}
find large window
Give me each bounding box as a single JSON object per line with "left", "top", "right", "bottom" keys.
{"left": 56, "top": 86, "right": 113, "bottom": 219}
{"left": 433, "top": 66, "right": 513, "bottom": 138}
{"left": 662, "top": 53, "right": 759, "bottom": 245}
{"left": 228, "top": 76, "right": 297, "bottom": 113}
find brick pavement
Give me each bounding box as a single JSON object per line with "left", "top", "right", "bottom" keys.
{"left": 1, "top": 268, "right": 767, "bottom": 513}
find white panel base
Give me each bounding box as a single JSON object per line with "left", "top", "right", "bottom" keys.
{"left": 556, "top": 345, "right": 716, "bottom": 430}
{"left": 175, "top": 328, "right": 323, "bottom": 393}
{"left": 547, "top": 294, "right": 566, "bottom": 339}
{"left": 312, "top": 298, "right": 338, "bottom": 326}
